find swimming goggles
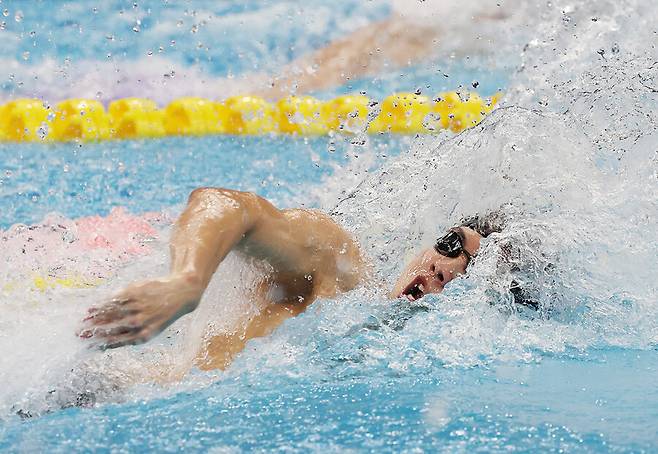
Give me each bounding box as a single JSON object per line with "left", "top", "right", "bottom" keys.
{"left": 434, "top": 228, "right": 473, "bottom": 264}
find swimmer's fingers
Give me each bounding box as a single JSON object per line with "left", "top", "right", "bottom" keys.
{"left": 79, "top": 322, "right": 136, "bottom": 339}
{"left": 81, "top": 313, "right": 169, "bottom": 349}
{"left": 84, "top": 299, "right": 139, "bottom": 325}
{"left": 100, "top": 327, "right": 148, "bottom": 350}
{"left": 97, "top": 324, "right": 159, "bottom": 350}
{"left": 80, "top": 324, "right": 148, "bottom": 350}
{"left": 86, "top": 297, "right": 133, "bottom": 313}
{"left": 100, "top": 338, "right": 141, "bottom": 350}
{"left": 87, "top": 324, "right": 141, "bottom": 339}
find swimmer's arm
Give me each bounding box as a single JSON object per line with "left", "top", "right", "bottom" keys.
{"left": 81, "top": 187, "right": 360, "bottom": 348}
{"left": 258, "top": 15, "right": 439, "bottom": 98}
{"left": 167, "top": 187, "right": 358, "bottom": 292}
{"left": 196, "top": 301, "right": 307, "bottom": 371}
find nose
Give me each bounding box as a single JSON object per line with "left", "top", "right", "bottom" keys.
{"left": 429, "top": 262, "right": 448, "bottom": 286}
{"left": 426, "top": 255, "right": 462, "bottom": 288}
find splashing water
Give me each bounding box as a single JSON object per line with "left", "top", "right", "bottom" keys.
{"left": 307, "top": 0, "right": 658, "bottom": 380}
{"left": 0, "top": 0, "right": 656, "bottom": 450}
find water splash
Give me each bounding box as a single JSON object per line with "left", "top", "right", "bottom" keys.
{"left": 0, "top": 0, "right": 656, "bottom": 423}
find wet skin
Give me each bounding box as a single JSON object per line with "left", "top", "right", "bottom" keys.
{"left": 81, "top": 188, "right": 482, "bottom": 371}
{"left": 390, "top": 227, "right": 483, "bottom": 301}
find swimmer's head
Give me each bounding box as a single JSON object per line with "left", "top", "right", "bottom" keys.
{"left": 391, "top": 213, "right": 503, "bottom": 301}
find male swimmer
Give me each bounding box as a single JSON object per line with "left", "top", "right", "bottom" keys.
{"left": 257, "top": 1, "right": 514, "bottom": 98}
{"left": 81, "top": 188, "right": 491, "bottom": 370}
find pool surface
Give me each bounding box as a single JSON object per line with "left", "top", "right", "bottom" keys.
{"left": 1, "top": 1, "right": 657, "bottom": 452}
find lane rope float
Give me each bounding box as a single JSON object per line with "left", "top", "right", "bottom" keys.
{"left": 0, "top": 91, "right": 500, "bottom": 142}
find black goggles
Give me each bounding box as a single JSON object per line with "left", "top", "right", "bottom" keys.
{"left": 434, "top": 229, "right": 473, "bottom": 263}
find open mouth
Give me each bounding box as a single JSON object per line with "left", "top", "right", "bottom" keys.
{"left": 400, "top": 276, "right": 427, "bottom": 302}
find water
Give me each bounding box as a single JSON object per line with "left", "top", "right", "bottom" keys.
{"left": 1, "top": 0, "right": 657, "bottom": 452}
{"left": 0, "top": 135, "right": 401, "bottom": 228}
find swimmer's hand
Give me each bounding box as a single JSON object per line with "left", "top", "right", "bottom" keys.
{"left": 79, "top": 276, "right": 203, "bottom": 349}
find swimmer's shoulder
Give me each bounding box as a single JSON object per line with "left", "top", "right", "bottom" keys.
{"left": 283, "top": 208, "right": 366, "bottom": 291}
{"left": 280, "top": 207, "right": 355, "bottom": 245}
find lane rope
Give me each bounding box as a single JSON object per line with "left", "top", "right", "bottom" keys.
{"left": 0, "top": 91, "right": 500, "bottom": 142}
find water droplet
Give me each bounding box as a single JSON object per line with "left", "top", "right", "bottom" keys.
{"left": 190, "top": 24, "right": 198, "bottom": 33}
{"left": 132, "top": 20, "right": 141, "bottom": 33}
{"left": 37, "top": 122, "right": 49, "bottom": 140}
{"left": 0, "top": 22, "right": 6, "bottom": 30}
{"left": 14, "top": 10, "right": 22, "bottom": 22}
{"left": 2, "top": 9, "right": 9, "bottom": 17}
{"left": 147, "top": 49, "right": 153, "bottom": 56}
{"left": 105, "top": 34, "right": 115, "bottom": 41}
{"left": 21, "top": 51, "right": 29, "bottom": 60}
{"left": 472, "top": 81, "right": 480, "bottom": 88}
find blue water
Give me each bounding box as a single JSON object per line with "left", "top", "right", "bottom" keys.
{"left": 0, "top": 0, "right": 507, "bottom": 103}
{"left": 0, "top": 134, "right": 405, "bottom": 228}
{"left": 1, "top": 345, "right": 655, "bottom": 451}
{"left": 0, "top": 1, "right": 389, "bottom": 78}
{"left": 1, "top": 1, "right": 657, "bottom": 452}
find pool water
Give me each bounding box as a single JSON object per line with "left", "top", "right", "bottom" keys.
{"left": 2, "top": 349, "right": 656, "bottom": 452}
{"left": 1, "top": 0, "right": 658, "bottom": 452}
{"left": 0, "top": 134, "right": 404, "bottom": 228}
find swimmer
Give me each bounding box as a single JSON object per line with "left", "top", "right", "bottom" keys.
{"left": 81, "top": 188, "right": 497, "bottom": 370}
{"left": 257, "top": 1, "right": 516, "bottom": 98}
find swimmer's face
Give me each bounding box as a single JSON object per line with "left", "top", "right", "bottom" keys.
{"left": 391, "top": 226, "right": 483, "bottom": 301}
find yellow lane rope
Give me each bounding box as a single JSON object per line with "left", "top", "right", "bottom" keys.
{"left": 0, "top": 91, "right": 500, "bottom": 142}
